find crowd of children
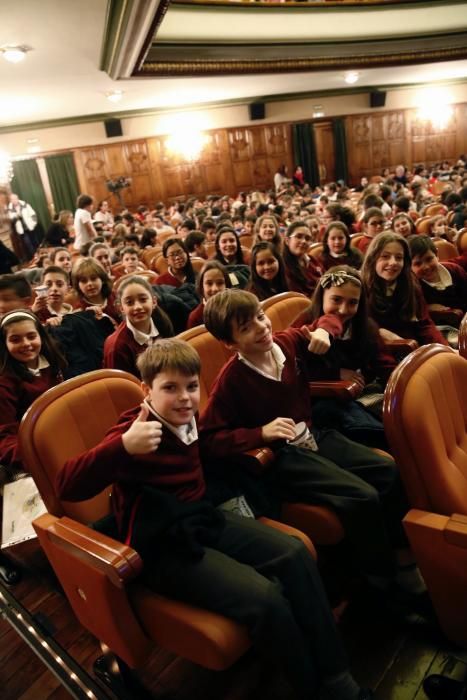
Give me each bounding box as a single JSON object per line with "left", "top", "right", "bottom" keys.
{"left": 0, "top": 161, "right": 466, "bottom": 699}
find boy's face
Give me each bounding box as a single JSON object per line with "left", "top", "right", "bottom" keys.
{"left": 205, "top": 227, "right": 216, "bottom": 242}
{"left": 227, "top": 307, "right": 273, "bottom": 357}
{"left": 411, "top": 250, "right": 439, "bottom": 283}
{"left": 44, "top": 272, "right": 68, "bottom": 309}
{"left": 122, "top": 253, "right": 139, "bottom": 271}
{"left": 0, "top": 290, "right": 30, "bottom": 317}
{"left": 143, "top": 371, "right": 200, "bottom": 426}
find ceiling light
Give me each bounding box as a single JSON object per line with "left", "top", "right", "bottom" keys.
{"left": 105, "top": 90, "right": 124, "bottom": 103}
{"left": 344, "top": 71, "right": 360, "bottom": 85}
{"left": 1, "top": 45, "right": 31, "bottom": 63}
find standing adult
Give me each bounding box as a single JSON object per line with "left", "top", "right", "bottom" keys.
{"left": 274, "top": 164, "right": 290, "bottom": 193}
{"left": 73, "top": 194, "right": 96, "bottom": 251}
{"left": 8, "top": 193, "right": 39, "bottom": 261}
{"left": 0, "top": 187, "right": 18, "bottom": 273}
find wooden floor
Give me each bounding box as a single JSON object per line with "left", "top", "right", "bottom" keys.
{"left": 1, "top": 539, "right": 467, "bottom": 700}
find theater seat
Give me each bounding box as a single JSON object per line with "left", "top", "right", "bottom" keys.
{"left": 261, "top": 291, "right": 310, "bottom": 332}
{"left": 383, "top": 344, "right": 467, "bottom": 646}
{"left": 433, "top": 238, "right": 458, "bottom": 261}
{"left": 19, "top": 369, "right": 315, "bottom": 675}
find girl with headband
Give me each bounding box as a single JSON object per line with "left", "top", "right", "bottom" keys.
{"left": 0, "top": 310, "right": 66, "bottom": 585}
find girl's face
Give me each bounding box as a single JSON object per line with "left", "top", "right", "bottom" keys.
{"left": 411, "top": 250, "right": 439, "bottom": 283}
{"left": 120, "top": 283, "right": 155, "bottom": 330}
{"left": 364, "top": 215, "right": 384, "bottom": 238}
{"left": 327, "top": 228, "right": 347, "bottom": 255}
{"left": 78, "top": 273, "right": 103, "bottom": 300}
{"left": 322, "top": 282, "right": 361, "bottom": 324}
{"left": 285, "top": 227, "right": 312, "bottom": 257}
{"left": 166, "top": 243, "right": 188, "bottom": 270}
{"left": 5, "top": 320, "right": 41, "bottom": 368}
{"left": 255, "top": 249, "right": 280, "bottom": 281}
{"left": 393, "top": 216, "right": 412, "bottom": 238}
{"left": 375, "top": 242, "right": 405, "bottom": 283}
{"left": 202, "top": 269, "right": 226, "bottom": 299}
{"left": 55, "top": 251, "right": 72, "bottom": 272}
{"left": 66, "top": 214, "right": 73, "bottom": 228}
{"left": 306, "top": 218, "right": 320, "bottom": 239}
{"left": 258, "top": 218, "right": 277, "bottom": 241}
{"left": 433, "top": 218, "right": 447, "bottom": 235}
{"left": 218, "top": 233, "right": 238, "bottom": 260}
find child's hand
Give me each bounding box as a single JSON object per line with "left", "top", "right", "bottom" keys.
{"left": 308, "top": 328, "right": 331, "bottom": 355}
{"left": 31, "top": 295, "right": 48, "bottom": 314}
{"left": 261, "top": 417, "right": 296, "bottom": 443}
{"left": 122, "top": 403, "right": 162, "bottom": 455}
{"left": 46, "top": 316, "right": 63, "bottom": 327}
{"left": 85, "top": 305, "right": 104, "bottom": 320}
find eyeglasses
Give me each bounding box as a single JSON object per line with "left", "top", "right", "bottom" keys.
{"left": 289, "top": 233, "right": 312, "bottom": 242}
{"left": 368, "top": 220, "right": 384, "bottom": 227}
{"left": 167, "top": 250, "right": 185, "bottom": 259}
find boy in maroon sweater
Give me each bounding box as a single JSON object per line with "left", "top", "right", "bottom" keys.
{"left": 56, "top": 339, "right": 372, "bottom": 700}
{"left": 200, "top": 290, "right": 423, "bottom": 596}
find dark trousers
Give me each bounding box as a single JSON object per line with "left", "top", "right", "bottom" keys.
{"left": 273, "top": 429, "right": 408, "bottom": 577}
{"left": 150, "top": 512, "right": 348, "bottom": 699}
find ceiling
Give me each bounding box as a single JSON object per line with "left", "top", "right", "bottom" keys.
{"left": 1, "top": 0, "right": 467, "bottom": 131}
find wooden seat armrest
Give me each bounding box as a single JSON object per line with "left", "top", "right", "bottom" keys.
{"left": 429, "top": 308, "right": 464, "bottom": 327}
{"left": 308, "top": 380, "right": 360, "bottom": 401}
{"left": 384, "top": 338, "right": 418, "bottom": 353}
{"left": 242, "top": 447, "right": 275, "bottom": 474}
{"left": 33, "top": 513, "right": 143, "bottom": 588}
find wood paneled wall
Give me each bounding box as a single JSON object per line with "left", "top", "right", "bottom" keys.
{"left": 73, "top": 123, "right": 293, "bottom": 209}
{"left": 345, "top": 103, "right": 467, "bottom": 185}
{"left": 72, "top": 102, "right": 467, "bottom": 208}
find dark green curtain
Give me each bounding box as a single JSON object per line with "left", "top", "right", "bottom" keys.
{"left": 11, "top": 159, "right": 50, "bottom": 231}
{"left": 333, "top": 118, "right": 349, "bottom": 185}
{"left": 45, "top": 153, "right": 80, "bottom": 214}
{"left": 292, "top": 122, "right": 319, "bottom": 189}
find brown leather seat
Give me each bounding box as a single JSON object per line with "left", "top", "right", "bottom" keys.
{"left": 383, "top": 344, "right": 467, "bottom": 646}
{"left": 433, "top": 238, "right": 458, "bottom": 261}
{"left": 459, "top": 313, "right": 467, "bottom": 359}
{"left": 415, "top": 216, "right": 432, "bottom": 235}
{"left": 113, "top": 270, "right": 158, "bottom": 292}
{"left": 151, "top": 254, "right": 169, "bottom": 274}
{"left": 19, "top": 369, "right": 315, "bottom": 671}
{"left": 422, "top": 203, "right": 447, "bottom": 217}
{"left": 262, "top": 291, "right": 310, "bottom": 332}
{"left": 456, "top": 229, "right": 467, "bottom": 254}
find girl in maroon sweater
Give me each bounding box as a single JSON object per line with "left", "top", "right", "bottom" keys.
{"left": 72, "top": 257, "right": 121, "bottom": 325}
{"left": 247, "top": 242, "right": 289, "bottom": 301}
{"left": 155, "top": 238, "right": 196, "bottom": 288}
{"left": 317, "top": 222, "right": 363, "bottom": 272}
{"left": 361, "top": 233, "right": 448, "bottom": 347}
{"left": 187, "top": 260, "right": 231, "bottom": 329}
{"left": 283, "top": 221, "right": 324, "bottom": 295}
{"left": 103, "top": 276, "right": 173, "bottom": 378}
{"left": 0, "top": 309, "right": 66, "bottom": 584}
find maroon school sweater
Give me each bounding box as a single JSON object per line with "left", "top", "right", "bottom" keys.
{"left": 55, "top": 406, "right": 206, "bottom": 536}
{"left": 199, "top": 323, "right": 338, "bottom": 460}
{"left": 103, "top": 323, "right": 151, "bottom": 378}
{"left": 419, "top": 262, "right": 467, "bottom": 312}
{"left": 0, "top": 367, "right": 61, "bottom": 471}
{"left": 186, "top": 303, "right": 204, "bottom": 329}
{"left": 155, "top": 271, "right": 183, "bottom": 288}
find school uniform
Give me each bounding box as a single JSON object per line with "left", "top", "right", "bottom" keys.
{"left": 419, "top": 262, "right": 467, "bottom": 312}
{"left": 369, "top": 286, "right": 449, "bottom": 346}
{"left": 354, "top": 236, "right": 373, "bottom": 255}
{"left": 36, "top": 303, "right": 74, "bottom": 325}
{"left": 155, "top": 270, "right": 183, "bottom": 288}
{"left": 55, "top": 404, "right": 350, "bottom": 700}
{"left": 318, "top": 250, "right": 363, "bottom": 272}
{"left": 103, "top": 318, "right": 160, "bottom": 378}
{"left": 285, "top": 256, "right": 324, "bottom": 295}
{"left": 186, "top": 302, "right": 205, "bottom": 329}
{"left": 77, "top": 292, "right": 121, "bottom": 325}
{"left": 0, "top": 360, "right": 61, "bottom": 477}
{"left": 199, "top": 324, "right": 406, "bottom": 578}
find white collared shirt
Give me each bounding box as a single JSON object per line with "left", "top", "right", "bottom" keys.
{"left": 144, "top": 399, "right": 198, "bottom": 445}
{"left": 28, "top": 354, "right": 50, "bottom": 377}
{"left": 126, "top": 318, "right": 159, "bottom": 346}
{"left": 424, "top": 263, "right": 452, "bottom": 290}
{"left": 238, "top": 342, "right": 286, "bottom": 382}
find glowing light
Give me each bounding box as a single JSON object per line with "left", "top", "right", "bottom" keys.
{"left": 344, "top": 71, "right": 359, "bottom": 85}
{"left": 1, "top": 46, "right": 30, "bottom": 63}
{"left": 164, "top": 114, "right": 208, "bottom": 161}
{"left": 416, "top": 88, "right": 454, "bottom": 129}
{"left": 0, "top": 151, "right": 13, "bottom": 184}
{"left": 105, "top": 90, "right": 124, "bottom": 103}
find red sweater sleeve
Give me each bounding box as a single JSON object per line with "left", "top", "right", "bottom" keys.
{"left": 103, "top": 324, "right": 141, "bottom": 377}
{"left": 415, "top": 288, "right": 449, "bottom": 346}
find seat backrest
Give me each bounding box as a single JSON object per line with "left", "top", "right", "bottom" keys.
{"left": 19, "top": 370, "right": 143, "bottom": 522}
{"left": 190, "top": 256, "right": 207, "bottom": 273}
{"left": 151, "top": 254, "right": 169, "bottom": 274}
{"left": 383, "top": 345, "right": 467, "bottom": 515}
{"left": 433, "top": 238, "right": 458, "bottom": 261}
{"left": 309, "top": 242, "right": 323, "bottom": 258}
{"left": 415, "top": 216, "right": 431, "bottom": 234}
{"left": 262, "top": 292, "right": 310, "bottom": 332}
{"left": 113, "top": 270, "right": 158, "bottom": 292}
{"left": 459, "top": 313, "right": 467, "bottom": 360}
{"left": 239, "top": 234, "right": 254, "bottom": 249}
{"left": 177, "top": 325, "right": 233, "bottom": 410}
{"left": 423, "top": 203, "right": 447, "bottom": 217}
{"left": 350, "top": 233, "right": 364, "bottom": 249}
{"left": 456, "top": 229, "right": 467, "bottom": 254}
